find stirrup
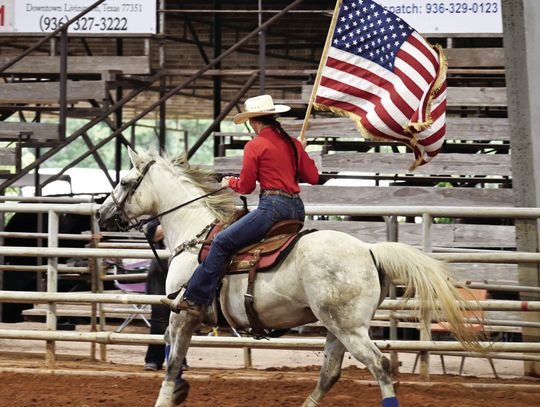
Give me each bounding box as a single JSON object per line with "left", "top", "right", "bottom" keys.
{"left": 160, "top": 288, "right": 185, "bottom": 313}
{"left": 161, "top": 295, "right": 202, "bottom": 317}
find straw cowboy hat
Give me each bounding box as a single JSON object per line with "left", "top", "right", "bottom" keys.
{"left": 233, "top": 94, "right": 291, "bottom": 124}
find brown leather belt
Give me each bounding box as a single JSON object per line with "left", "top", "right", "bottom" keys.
{"left": 261, "top": 189, "right": 299, "bottom": 199}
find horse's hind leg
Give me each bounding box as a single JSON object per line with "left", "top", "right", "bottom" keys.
{"left": 301, "top": 331, "right": 345, "bottom": 407}
{"left": 154, "top": 312, "right": 199, "bottom": 407}
{"left": 336, "top": 328, "right": 398, "bottom": 407}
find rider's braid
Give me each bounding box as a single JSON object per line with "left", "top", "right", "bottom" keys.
{"left": 259, "top": 115, "right": 300, "bottom": 181}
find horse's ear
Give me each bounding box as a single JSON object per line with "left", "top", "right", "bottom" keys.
{"left": 127, "top": 147, "right": 145, "bottom": 171}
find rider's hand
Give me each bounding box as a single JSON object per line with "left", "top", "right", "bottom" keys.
{"left": 221, "top": 176, "right": 231, "bottom": 188}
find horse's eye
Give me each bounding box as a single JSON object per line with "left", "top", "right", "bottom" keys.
{"left": 120, "top": 179, "right": 128, "bottom": 186}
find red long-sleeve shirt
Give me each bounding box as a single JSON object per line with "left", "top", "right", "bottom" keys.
{"left": 228, "top": 127, "right": 319, "bottom": 195}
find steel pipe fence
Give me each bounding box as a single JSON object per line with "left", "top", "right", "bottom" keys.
{"left": 1, "top": 291, "right": 539, "bottom": 312}
{"left": 1, "top": 201, "right": 540, "bottom": 373}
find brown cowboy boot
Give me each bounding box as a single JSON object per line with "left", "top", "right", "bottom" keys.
{"left": 160, "top": 294, "right": 204, "bottom": 318}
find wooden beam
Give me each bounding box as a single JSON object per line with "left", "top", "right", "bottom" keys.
{"left": 0, "top": 122, "right": 59, "bottom": 141}
{"left": 0, "top": 148, "right": 17, "bottom": 166}
{"left": 321, "top": 152, "right": 511, "bottom": 176}
{"left": 216, "top": 152, "right": 512, "bottom": 177}
{"left": 0, "top": 56, "right": 151, "bottom": 75}
{"left": 445, "top": 48, "right": 505, "bottom": 68}
{"left": 276, "top": 87, "right": 508, "bottom": 108}
{"left": 221, "top": 185, "right": 513, "bottom": 207}
{"left": 0, "top": 81, "right": 109, "bottom": 104}
{"left": 268, "top": 117, "right": 510, "bottom": 141}
{"left": 304, "top": 220, "right": 516, "bottom": 249}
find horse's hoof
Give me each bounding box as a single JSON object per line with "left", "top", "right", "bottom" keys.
{"left": 173, "top": 378, "right": 190, "bottom": 405}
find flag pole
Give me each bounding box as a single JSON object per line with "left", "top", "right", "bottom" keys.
{"left": 299, "top": 0, "right": 343, "bottom": 148}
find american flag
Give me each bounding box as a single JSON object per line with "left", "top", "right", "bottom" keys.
{"left": 314, "top": 0, "right": 447, "bottom": 169}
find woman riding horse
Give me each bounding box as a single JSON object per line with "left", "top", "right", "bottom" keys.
{"left": 173, "top": 94, "right": 320, "bottom": 316}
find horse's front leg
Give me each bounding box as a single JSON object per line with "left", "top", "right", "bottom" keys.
{"left": 154, "top": 311, "right": 199, "bottom": 407}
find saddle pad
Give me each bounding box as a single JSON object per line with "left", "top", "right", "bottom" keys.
{"left": 227, "top": 233, "right": 299, "bottom": 274}
{"left": 198, "top": 224, "right": 315, "bottom": 274}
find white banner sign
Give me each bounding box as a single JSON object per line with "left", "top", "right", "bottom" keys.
{"left": 378, "top": 0, "right": 502, "bottom": 33}
{"left": 6, "top": 0, "right": 156, "bottom": 34}
{"left": 0, "top": 0, "right": 14, "bottom": 32}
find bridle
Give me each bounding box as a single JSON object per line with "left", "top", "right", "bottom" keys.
{"left": 107, "top": 158, "right": 226, "bottom": 274}
{"left": 110, "top": 159, "right": 156, "bottom": 231}
{"left": 109, "top": 159, "right": 225, "bottom": 233}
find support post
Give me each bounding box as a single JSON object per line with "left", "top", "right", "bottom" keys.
{"left": 501, "top": 0, "right": 540, "bottom": 377}
{"left": 159, "top": 0, "right": 167, "bottom": 154}
{"left": 385, "top": 216, "right": 400, "bottom": 375}
{"left": 58, "top": 28, "right": 68, "bottom": 141}
{"left": 89, "top": 216, "right": 100, "bottom": 361}
{"left": 419, "top": 213, "right": 433, "bottom": 379}
{"left": 258, "top": 0, "right": 266, "bottom": 94}
{"left": 45, "top": 210, "right": 59, "bottom": 368}
{"left": 212, "top": 0, "right": 223, "bottom": 158}
{"left": 115, "top": 38, "right": 124, "bottom": 183}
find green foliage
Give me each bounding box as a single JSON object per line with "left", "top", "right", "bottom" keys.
{"left": 20, "top": 118, "right": 240, "bottom": 170}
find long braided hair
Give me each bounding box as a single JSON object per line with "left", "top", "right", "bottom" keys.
{"left": 257, "top": 115, "right": 300, "bottom": 181}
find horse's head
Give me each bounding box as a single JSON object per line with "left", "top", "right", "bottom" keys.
{"left": 97, "top": 147, "right": 157, "bottom": 230}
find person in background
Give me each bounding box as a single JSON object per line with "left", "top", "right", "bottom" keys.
{"left": 143, "top": 219, "right": 170, "bottom": 371}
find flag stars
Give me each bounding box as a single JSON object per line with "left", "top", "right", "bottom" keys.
{"left": 332, "top": 0, "right": 414, "bottom": 71}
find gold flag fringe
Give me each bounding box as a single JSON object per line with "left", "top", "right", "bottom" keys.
{"left": 404, "top": 44, "right": 448, "bottom": 135}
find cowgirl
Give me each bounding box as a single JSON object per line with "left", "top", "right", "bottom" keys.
{"left": 176, "top": 94, "right": 319, "bottom": 316}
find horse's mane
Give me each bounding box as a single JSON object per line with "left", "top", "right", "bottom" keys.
{"left": 149, "top": 151, "right": 237, "bottom": 224}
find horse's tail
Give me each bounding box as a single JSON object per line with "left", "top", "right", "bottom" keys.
{"left": 370, "top": 242, "right": 484, "bottom": 352}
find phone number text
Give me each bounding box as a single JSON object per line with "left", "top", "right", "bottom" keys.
{"left": 39, "top": 15, "right": 129, "bottom": 32}
{"left": 425, "top": 2, "right": 498, "bottom": 14}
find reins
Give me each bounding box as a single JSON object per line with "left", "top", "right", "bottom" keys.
{"left": 129, "top": 186, "right": 226, "bottom": 275}
{"left": 110, "top": 158, "right": 226, "bottom": 275}
{"left": 128, "top": 186, "right": 226, "bottom": 232}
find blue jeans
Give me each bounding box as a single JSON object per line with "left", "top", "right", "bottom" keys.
{"left": 184, "top": 195, "right": 305, "bottom": 305}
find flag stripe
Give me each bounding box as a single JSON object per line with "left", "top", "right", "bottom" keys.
{"left": 315, "top": 95, "right": 408, "bottom": 143}
{"left": 327, "top": 48, "right": 419, "bottom": 111}
{"left": 316, "top": 83, "right": 409, "bottom": 139}
{"left": 322, "top": 66, "right": 413, "bottom": 121}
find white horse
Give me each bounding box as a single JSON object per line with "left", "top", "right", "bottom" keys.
{"left": 97, "top": 149, "right": 480, "bottom": 407}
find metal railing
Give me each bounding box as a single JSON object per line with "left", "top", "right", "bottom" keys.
{"left": 0, "top": 202, "right": 539, "bottom": 374}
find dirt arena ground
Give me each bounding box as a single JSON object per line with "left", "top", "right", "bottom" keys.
{"left": 0, "top": 323, "right": 538, "bottom": 406}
